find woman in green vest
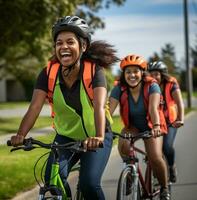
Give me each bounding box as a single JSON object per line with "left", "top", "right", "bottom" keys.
{"left": 10, "top": 16, "right": 119, "bottom": 200}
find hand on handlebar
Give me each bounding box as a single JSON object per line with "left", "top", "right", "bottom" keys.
{"left": 10, "top": 135, "right": 25, "bottom": 147}
{"left": 172, "top": 120, "right": 184, "bottom": 128}
{"left": 83, "top": 136, "right": 104, "bottom": 150}
{"left": 151, "top": 126, "right": 161, "bottom": 138}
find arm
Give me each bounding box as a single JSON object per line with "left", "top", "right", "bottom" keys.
{"left": 149, "top": 92, "right": 161, "bottom": 137}
{"left": 84, "top": 87, "right": 107, "bottom": 149}
{"left": 109, "top": 96, "right": 119, "bottom": 115}
{"left": 93, "top": 87, "right": 107, "bottom": 140}
{"left": 11, "top": 89, "right": 47, "bottom": 146}
{"left": 172, "top": 88, "right": 184, "bottom": 127}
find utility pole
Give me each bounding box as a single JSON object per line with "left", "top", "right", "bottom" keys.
{"left": 184, "top": 0, "right": 193, "bottom": 108}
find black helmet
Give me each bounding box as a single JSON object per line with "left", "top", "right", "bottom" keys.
{"left": 52, "top": 16, "right": 91, "bottom": 45}
{"left": 148, "top": 61, "right": 168, "bottom": 74}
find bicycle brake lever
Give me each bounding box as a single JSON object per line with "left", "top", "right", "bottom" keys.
{"left": 23, "top": 146, "right": 36, "bottom": 151}
{"left": 10, "top": 147, "right": 24, "bottom": 152}
{"left": 10, "top": 146, "right": 36, "bottom": 152}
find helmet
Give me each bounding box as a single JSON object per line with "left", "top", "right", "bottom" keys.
{"left": 120, "top": 54, "right": 147, "bottom": 70}
{"left": 148, "top": 61, "right": 168, "bottom": 74}
{"left": 52, "top": 16, "right": 91, "bottom": 45}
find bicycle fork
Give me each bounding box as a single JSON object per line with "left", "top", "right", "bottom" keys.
{"left": 130, "top": 164, "right": 139, "bottom": 200}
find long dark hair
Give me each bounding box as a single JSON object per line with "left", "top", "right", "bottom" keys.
{"left": 82, "top": 40, "right": 120, "bottom": 69}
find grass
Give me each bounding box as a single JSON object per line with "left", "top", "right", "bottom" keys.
{"left": 182, "top": 91, "right": 197, "bottom": 98}
{"left": 0, "top": 101, "right": 29, "bottom": 109}
{"left": 0, "top": 134, "right": 55, "bottom": 199}
{"left": 0, "top": 116, "right": 52, "bottom": 136}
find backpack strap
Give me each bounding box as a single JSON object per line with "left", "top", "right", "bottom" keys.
{"left": 119, "top": 86, "right": 130, "bottom": 127}
{"left": 143, "top": 76, "right": 157, "bottom": 108}
{"left": 46, "top": 61, "right": 60, "bottom": 117}
{"left": 82, "top": 60, "right": 96, "bottom": 101}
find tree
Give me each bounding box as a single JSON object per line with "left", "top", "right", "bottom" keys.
{"left": 148, "top": 52, "right": 161, "bottom": 63}
{"left": 161, "top": 43, "right": 178, "bottom": 74}
{"left": 0, "top": 0, "right": 126, "bottom": 99}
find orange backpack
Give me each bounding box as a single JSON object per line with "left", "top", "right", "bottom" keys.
{"left": 119, "top": 76, "right": 167, "bottom": 133}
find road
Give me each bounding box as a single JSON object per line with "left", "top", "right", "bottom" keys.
{"left": 7, "top": 111, "right": 197, "bottom": 200}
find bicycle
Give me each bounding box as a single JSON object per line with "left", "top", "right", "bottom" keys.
{"left": 7, "top": 137, "right": 99, "bottom": 200}
{"left": 113, "top": 131, "right": 171, "bottom": 200}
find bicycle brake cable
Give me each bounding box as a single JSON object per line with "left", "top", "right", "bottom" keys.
{"left": 33, "top": 151, "right": 50, "bottom": 187}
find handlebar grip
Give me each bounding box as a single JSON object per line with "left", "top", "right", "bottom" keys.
{"left": 7, "top": 138, "right": 29, "bottom": 147}
{"left": 7, "top": 140, "right": 12, "bottom": 146}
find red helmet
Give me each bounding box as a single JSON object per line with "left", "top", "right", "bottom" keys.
{"left": 120, "top": 54, "right": 147, "bottom": 70}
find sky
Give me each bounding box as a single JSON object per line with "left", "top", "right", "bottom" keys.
{"left": 92, "top": 0, "right": 197, "bottom": 74}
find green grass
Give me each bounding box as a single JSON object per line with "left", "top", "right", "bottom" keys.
{"left": 111, "top": 115, "right": 124, "bottom": 133}
{"left": 182, "top": 91, "right": 197, "bottom": 98}
{"left": 0, "top": 101, "right": 29, "bottom": 109}
{"left": 0, "top": 135, "right": 55, "bottom": 199}
{"left": 0, "top": 116, "right": 52, "bottom": 136}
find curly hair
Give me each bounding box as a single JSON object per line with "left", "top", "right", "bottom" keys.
{"left": 82, "top": 40, "right": 120, "bottom": 68}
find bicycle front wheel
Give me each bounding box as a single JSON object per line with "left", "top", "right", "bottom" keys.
{"left": 116, "top": 166, "right": 141, "bottom": 200}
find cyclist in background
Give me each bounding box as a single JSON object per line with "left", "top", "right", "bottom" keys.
{"left": 109, "top": 54, "right": 170, "bottom": 200}
{"left": 148, "top": 61, "right": 184, "bottom": 183}
{"left": 10, "top": 15, "right": 119, "bottom": 200}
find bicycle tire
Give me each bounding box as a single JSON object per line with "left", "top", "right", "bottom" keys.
{"left": 116, "top": 166, "right": 141, "bottom": 200}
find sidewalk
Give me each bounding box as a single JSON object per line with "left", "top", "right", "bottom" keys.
{"left": 0, "top": 126, "right": 54, "bottom": 145}
{"left": 0, "top": 104, "right": 51, "bottom": 118}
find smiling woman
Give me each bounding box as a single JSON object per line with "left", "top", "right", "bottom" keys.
{"left": 8, "top": 15, "right": 119, "bottom": 200}
{"left": 109, "top": 54, "right": 171, "bottom": 199}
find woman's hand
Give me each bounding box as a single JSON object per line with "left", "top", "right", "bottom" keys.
{"left": 83, "top": 136, "right": 104, "bottom": 150}
{"left": 172, "top": 120, "right": 184, "bottom": 128}
{"left": 10, "top": 135, "right": 25, "bottom": 147}
{"left": 151, "top": 125, "right": 161, "bottom": 137}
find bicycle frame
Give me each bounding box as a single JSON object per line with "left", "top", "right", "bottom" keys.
{"left": 129, "top": 141, "right": 160, "bottom": 199}
{"left": 7, "top": 138, "right": 84, "bottom": 200}
{"left": 134, "top": 146, "right": 160, "bottom": 199}
{"left": 38, "top": 150, "right": 70, "bottom": 200}
{"left": 115, "top": 131, "right": 160, "bottom": 200}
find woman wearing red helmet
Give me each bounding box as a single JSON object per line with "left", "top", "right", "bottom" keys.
{"left": 109, "top": 54, "right": 170, "bottom": 200}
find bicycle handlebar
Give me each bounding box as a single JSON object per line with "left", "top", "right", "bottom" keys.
{"left": 7, "top": 137, "right": 103, "bottom": 153}
{"left": 113, "top": 130, "right": 152, "bottom": 142}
